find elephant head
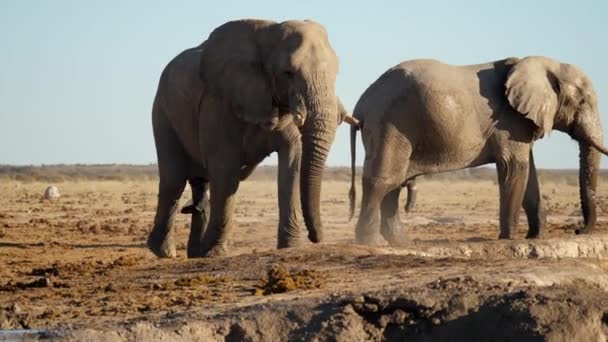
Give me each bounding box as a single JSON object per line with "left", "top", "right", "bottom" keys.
{"left": 506, "top": 56, "right": 608, "bottom": 232}
{"left": 199, "top": 19, "right": 356, "bottom": 242}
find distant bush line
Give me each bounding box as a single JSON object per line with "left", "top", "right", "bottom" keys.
{"left": 0, "top": 164, "right": 604, "bottom": 183}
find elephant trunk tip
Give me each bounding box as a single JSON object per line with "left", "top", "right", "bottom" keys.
{"left": 308, "top": 229, "right": 322, "bottom": 243}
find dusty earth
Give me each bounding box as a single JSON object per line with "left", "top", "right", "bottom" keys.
{"left": 2, "top": 172, "right": 608, "bottom": 341}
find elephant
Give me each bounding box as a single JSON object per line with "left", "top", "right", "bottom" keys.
{"left": 349, "top": 56, "right": 608, "bottom": 245}
{"left": 147, "top": 19, "right": 358, "bottom": 258}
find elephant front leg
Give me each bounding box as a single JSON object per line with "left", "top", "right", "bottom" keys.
{"left": 381, "top": 187, "right": 407, "bottom": 246}
{"left": 276, "top": 137, "right": 303, "bottom": 248}
{"left": 496, "top": 156, "right": 530, "bottom": 239}
{"left": 147, "top": 180, "right": 186, "bottom": 258}
{"left": 195, "top": 167, "right": 240, "bottom": 258}
{"left": 187, "top": 178, "right": 210, "bottom": 258}
{"left": 522, "top": 152, "right": 546, "bottom": 239}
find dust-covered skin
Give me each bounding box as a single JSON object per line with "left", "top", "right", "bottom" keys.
{"left": 1, "top": 174, "right": 608, "bottom": 339}
{"left": 350, "top": 57, "right": 608, "bottom": 246}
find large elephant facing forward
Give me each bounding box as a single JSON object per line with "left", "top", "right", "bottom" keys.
{"left": 350, "top": 56, "right": 608, "bottom": 245}
{"left": 148, "top": 19, "right": 356, "bottom": 258}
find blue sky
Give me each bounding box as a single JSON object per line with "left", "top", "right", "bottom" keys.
{"left": 1, "top": 0, "right": 606, "bottom": 168}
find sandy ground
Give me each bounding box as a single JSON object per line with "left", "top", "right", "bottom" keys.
{"left": 1, "top": 177, "right": 608, "bottom": 340}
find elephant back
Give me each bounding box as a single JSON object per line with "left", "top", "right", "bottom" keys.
{"left": 154, "top": 46, "right": 207, "bottom": 164}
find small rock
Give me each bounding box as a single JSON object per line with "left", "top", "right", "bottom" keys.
{"left": 43, "top": 186, "right": 60, "bottom": 200}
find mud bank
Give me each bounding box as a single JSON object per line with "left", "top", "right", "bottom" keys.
{"left": 57, "top": 278, "right": 608, "bottom": 341}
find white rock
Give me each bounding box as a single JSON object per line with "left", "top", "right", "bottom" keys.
{"left": 43, "top": 185, "right": 60, "bottom": 199}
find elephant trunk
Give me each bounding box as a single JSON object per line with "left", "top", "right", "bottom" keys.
{"left": 578, "top": 143, "right": 600, "bottom": 233}
{"left": 574, "top": 113, "right": 606, "bottom": 233}
{"left": 300, "top": 104, "right": 337, "bottom": 243}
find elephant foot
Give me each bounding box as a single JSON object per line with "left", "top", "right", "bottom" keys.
{"left": 277, "top": 224, "right": 303, "bottom": 249}
{"left": 355, "top": 233, "right": 379, "bottom": 246}
{"left": 186, "top": 241, "right": 202, "bottom": 258}
{"left": 575, "top": 226, "right": 593, "bottom": 235}
{"left": 381, "top": 232, "right": 408, "bottom": 247}
{"left": 307, "top": 230, "right": 323, "bottom": 244}
{"left": 187, "top": 248, "right": 206, "bottom": 258}
{"left": 525, "top": 230, "right": 542, "bottom": 239}
{"left": 147, "top": 233, "right": 177, "bottom": 258}
{"left": 498, "top": 232, "right": 514, "bottom": 240}
{"left": 188, "top": 241, "right": 229, "bottom": 258}
{"left": 203, "top": 244, "right": 229, "bottom": 258}
{"left": 381, "top": 222, "right": 408, "bottom": 247}
{"left": 277, "top": 237, "right": 302, "bottom": 249}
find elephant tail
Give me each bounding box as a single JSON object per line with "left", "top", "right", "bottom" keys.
{"left": 349, "top": 123, "right": 358, "bottom": 221}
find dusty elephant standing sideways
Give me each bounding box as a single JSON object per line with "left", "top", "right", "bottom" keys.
{"left": 350, "top": 56, "right": 608, "bottom": 245}
{"left": 148, "top": 19, "right": 357, "bottom": 258}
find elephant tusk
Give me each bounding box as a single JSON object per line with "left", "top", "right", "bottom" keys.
{"left": 343, "top": 114, "right": 360, "bottom": 128}
{"left": 293, "top": 113, "right": 306, "bottom": 127}
{"left": 588, "top": 139, "right": 608, "bottom": 156}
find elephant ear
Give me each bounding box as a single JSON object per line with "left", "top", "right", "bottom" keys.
{"left": 199, "top": 21, "right": 274, "bottom": 125}
{"left": 505, "top": 57, "right": 559, "bottom": 136}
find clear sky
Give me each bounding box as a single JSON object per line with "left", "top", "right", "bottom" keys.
{"left": 1, "top": 0, "right": 606, "bottom": 168}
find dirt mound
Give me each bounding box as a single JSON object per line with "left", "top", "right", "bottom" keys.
{"left": 255, "top": 264, "right": 325, "bottom": 295}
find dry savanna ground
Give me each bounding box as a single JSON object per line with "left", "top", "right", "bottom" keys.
{"left": 1, "top": 166, "right": 608, "bottom": 340}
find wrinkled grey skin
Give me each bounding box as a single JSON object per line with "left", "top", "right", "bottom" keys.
{"left": 350, "top": 56, "right": 608, "bottom": 245}
{"left": 148, "top": 19, "right": 345, "bottom": 258}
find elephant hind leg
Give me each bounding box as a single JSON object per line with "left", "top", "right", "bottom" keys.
{"left": 357, "top": 136, "right": 411, "bottom": 245}
{"left": 187, "top": 178, "right": 210, "bottom": 258}
{"left": 381, "top": 187, "right": 407, "bottom": 246}
{"left": 355, "top": 177, "right": 392, "bottom": 245}
{"left": 522, "top": 151, "right": 546, "bottom": 239}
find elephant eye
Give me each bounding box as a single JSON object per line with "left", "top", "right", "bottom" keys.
{"left": 283, "top": 70, "right": 295, "bottom": 80}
